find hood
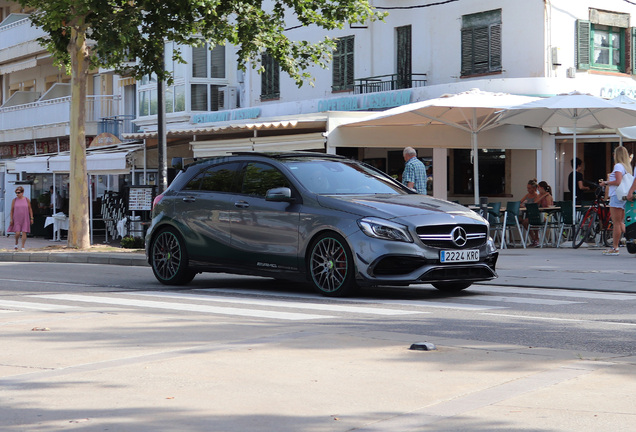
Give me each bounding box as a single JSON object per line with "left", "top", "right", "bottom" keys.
{"left": 316, "top": 194, "right": 485, "bottom": 223}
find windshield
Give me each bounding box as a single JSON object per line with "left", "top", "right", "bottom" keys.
{"left": 285, "top": 159, "right": 409, "bottom": 195}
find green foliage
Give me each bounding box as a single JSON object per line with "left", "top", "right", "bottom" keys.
{"left": 120, "top": 235, "right": 145, "bottom": 249}
{"left": 17, "top": 0, "right": 386, "bottom": 86}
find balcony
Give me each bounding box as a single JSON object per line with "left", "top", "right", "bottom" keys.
{"left": 0, "top": 14, "right": 47, "bottom": 55}
{"left": 354, "top": 74, "right": 427, "bottom": 94}
{"left": 0, "top": 95, "right": 121, "bottom": 142}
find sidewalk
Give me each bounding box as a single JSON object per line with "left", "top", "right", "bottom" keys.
{"left": 1, "top": 234, "right": 636, "bottom": 292}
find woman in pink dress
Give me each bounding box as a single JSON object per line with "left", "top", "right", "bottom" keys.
{"left": 9, "top": 186, "right": 34, "bottom": 250}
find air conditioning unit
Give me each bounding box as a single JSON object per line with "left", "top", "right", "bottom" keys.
{"left": 218, "top": 86, "right": 238, "bottom": 110}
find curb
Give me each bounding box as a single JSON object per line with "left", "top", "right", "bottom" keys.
{"left": 0, "top": 252, "right": 148, "bottom": 267}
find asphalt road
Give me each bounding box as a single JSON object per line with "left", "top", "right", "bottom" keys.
{"left": 2, "top": 262, "right": 636, "bottom": 431}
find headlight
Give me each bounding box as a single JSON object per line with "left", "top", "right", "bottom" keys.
{"left": 487, "top": 236, "right": 497, "bottom": 253}
{"left": 357, "top": 217, "right": 413, "bottom": 243}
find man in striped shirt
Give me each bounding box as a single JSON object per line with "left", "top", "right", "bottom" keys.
{"left": 402, "top": 147, "right": 428, "bottom": 194}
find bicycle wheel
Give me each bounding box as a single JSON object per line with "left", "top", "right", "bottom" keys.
{"left": 602, "top": 219, "right": 613, "bottom": 248}
{"left": 573, "top": 212, "right": 597, "bottom": 249}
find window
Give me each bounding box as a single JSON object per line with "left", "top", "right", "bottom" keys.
{"left": 332, "top": 35, "right": 355, "bottom": 91}
{"left": 192, "top": 43, "right": 226, "bottom": 79}
{"left": 241, "top": 163, "right": 290, "bottom": 197}
{"left": 261, "top": 52, "right": 280, "bottom": 100}
{"left": 190, "top": 84, "right": 222, "bottom": 111}
{"left": 577, "top": 20, "right": 629, "bottom": 72}
{"left": 461, "top": 9, "right": 502, "bottom": 77}
{"left": 452, "top": 149, "right": 505, "bottom": 195}
{"left": 396, "top": 26, "right": 412, "bottom": 89}
{"left": 184, "top": 163, "right": 239, "bottom": 192}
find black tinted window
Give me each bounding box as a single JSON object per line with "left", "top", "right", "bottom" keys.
{"left": 183, "top": 163, "right": 239, "bottom": 192}
{"left": 241, "top": 162, "right": 290, "bottom": 197}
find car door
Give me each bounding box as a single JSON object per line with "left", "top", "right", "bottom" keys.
{"left": 230, "top": 162, "right": 301, "bottom": 271}
{"left": 171, "top": 162, "right": 240, "bottom": 265}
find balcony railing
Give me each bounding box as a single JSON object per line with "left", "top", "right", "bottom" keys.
{"left": 0, "top": 95, "right": 121, "bottom": 132}
{"left": 0, "top": 15, "right": 47, "bottom": 51}
{"left": 354, "top": 74, "right": 427, "bottom": 94}
{"left": 98, "top": 115, "right": 139, "bottom": 139}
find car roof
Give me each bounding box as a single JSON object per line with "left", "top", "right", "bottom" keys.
{"left": 184, "top": 151, "right": 348, "bottom": 171}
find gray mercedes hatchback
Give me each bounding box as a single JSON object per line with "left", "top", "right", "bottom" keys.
{"left": 146, "top": 152, "right": 498, "bottom": 296}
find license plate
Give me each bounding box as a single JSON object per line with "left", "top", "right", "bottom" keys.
{"left": 440, "top": 250, "right": 479, "bottom": 263}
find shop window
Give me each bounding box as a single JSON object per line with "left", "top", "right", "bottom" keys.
{"left": 452, "top": 149, "right": 505, "bottom": 195}
{"left": 461, "top": 9, "right": 502, "bottom": 77}
{"left": 261, "top": 52, "right": 280, "bottom": 100}
{"left": 332, "top": 35, "right": 355, "bottom": 91}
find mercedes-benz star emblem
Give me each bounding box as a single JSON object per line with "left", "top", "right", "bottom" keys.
{"left": 451, "top": 226, "right": 467, "bottom": 247}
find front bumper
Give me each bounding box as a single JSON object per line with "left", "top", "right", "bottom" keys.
{"left": 348, "top": 230, "right": 498, "bottom": 287}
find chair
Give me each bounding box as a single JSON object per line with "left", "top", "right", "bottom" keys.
{"left": 556, "top": 201, "right": 575, "bottom": 248}
{"left": 487, "top": 201, "right": 502, "bottom": 242}
{"left": 524, "top": 202, "right": 546, "bottom": 247}
{"left": 494, "top": 201, "right": 526, "bottom": 249}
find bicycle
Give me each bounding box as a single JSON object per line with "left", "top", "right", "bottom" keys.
{"left": 572, "top": 184, "right": 613, "bottom": 248}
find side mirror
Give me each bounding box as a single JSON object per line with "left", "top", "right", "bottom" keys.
{"left": 266, "top": 187, "right": 294, "bottom": 202}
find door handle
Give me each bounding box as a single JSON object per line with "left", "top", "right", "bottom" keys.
{"left": 234, "top": 201, "right": 250, "bottom": 209}
{"left": 182, "top": 196, "right": 196, "bottom": 203}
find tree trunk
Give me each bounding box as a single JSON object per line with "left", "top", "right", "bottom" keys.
{"left": 67, "top": 25, "right": 90, "bottom": 249}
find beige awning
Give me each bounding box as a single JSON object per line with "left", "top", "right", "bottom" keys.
{"left": 191, "top": 133, "right": 326, "bottom": 158}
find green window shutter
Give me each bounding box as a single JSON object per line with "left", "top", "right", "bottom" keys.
{"left": 461, "top": 28, "right": 474, "bottom": 76}
{"left": 490, "top": 23, "right": 502, "bottom": 71}
{"left": 332, "top": 36, "right": 354, "bottom": 91}
{"left": 345, "top": 36, "right": 355, "bottom": 88}
{"left": 577, "top": 20, "right": 591, "bottom": 70}
{"left": 261, "top": 53, "right": 280, "bottom": 99}
{"left": 397, "top": 25, "right": 412, "bottom": 89}
{"left": 631, "top": 27, "right": 636, "bottom": 75}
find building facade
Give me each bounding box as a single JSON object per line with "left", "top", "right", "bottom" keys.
{"left": 3, "top": 0, "right": 636, "bottom": 233}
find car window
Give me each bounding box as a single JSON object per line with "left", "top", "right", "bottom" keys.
{"left": 240, "top": 162, "right": 290, "bottom": 197}
{"left": 286, "top": 160, "right": 406, "bottom": 194}
{"left": 183, "top": 162, "right": 239, "bottom": 192}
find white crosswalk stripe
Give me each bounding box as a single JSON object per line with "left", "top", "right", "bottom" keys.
{"left": 33, "top": 294, "right": 333, "bottom": 321}
{"left": 200, "top": 288, "right": 507, "bottom": 310}
{"left": 129, "top": 291, "right": 426, "bottom": 316}
{"left": 2, "top": 284, "right": 633, "bottom": 319}
{"left": 0, "top": 299, "right": 80, "bottom": 312}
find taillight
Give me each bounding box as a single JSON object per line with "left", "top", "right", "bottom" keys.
{"left": 152, "top": 193, "right": 165, "bottom": 211}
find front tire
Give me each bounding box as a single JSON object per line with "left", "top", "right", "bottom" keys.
{"left": 150, "top": 228, "right": 196, "bottom": 285}
{"left": 308, "top": 232, "right": 357, "bottom": 297}
{"left": 432, "top": 282, "right": 472, "bottom": 292}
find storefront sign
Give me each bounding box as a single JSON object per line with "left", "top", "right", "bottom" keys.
{"left": 191, "top": 107, "right": 261, "bottom": 124}
{"left": 90, "top": 133, "right": 121, "bottom": 148}
{"left": 317, "top": 89, "right": 412, "bottom": 112}
{"left": 600, "top": 86, "right": 636, "bottom": 99}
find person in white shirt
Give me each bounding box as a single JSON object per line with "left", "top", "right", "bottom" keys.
{"left": 599, "top": 146, "right": 631, "bottom": 255}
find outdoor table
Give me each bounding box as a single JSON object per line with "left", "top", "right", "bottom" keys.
{"left": 44, "top": 213, "right": 69, "bottom": 242}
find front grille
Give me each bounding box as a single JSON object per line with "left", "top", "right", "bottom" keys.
{"left": 416, "top": 224, "right": 488, "bottom": 249}
{"left": 372, "top": 256, "right": 429, "bottom": 276}
{"left": 420, "top": 265, "right": 496, "bottom": 282}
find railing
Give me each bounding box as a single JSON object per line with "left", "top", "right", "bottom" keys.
{"left": 354, "top": 74, "right": 427, "bottom": 94}
{"left": 98, "top": 115, "right": 139, "bottom": 138}
{"left": 0, "top": 16, "right": 47, "bottom": 51}
{"left": 0, "top": 95, "right": 121, "bottom": 131}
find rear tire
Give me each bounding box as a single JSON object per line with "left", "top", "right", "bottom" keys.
{"left": 573, "top": 212, "right": 596, "bottom": 249}
{"left": 150, "top": 227, "right": 196, "bottom": 285}
{"left": 308, "top": 232, "right": 357, "bottom": 297}
{"left": 432, "top": 282, "right": 472, "bottom": 292}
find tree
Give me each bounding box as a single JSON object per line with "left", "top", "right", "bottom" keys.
{"left": 17, "top": 0, "right": 384, "bottom": 249}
